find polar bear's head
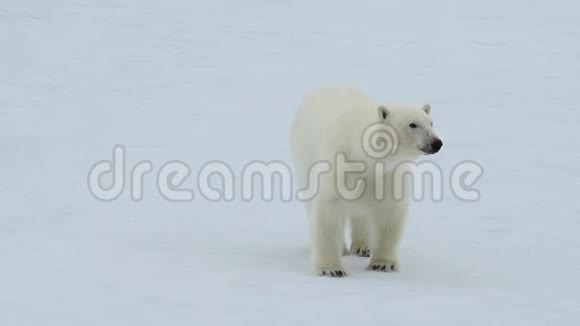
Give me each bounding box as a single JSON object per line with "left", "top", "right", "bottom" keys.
{"left": 377, "top": 104, "right": 443, "bottom": 156}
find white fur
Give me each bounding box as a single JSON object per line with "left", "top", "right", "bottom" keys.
{"left": 290, "top": 87, "right": 440, "bottom": 277}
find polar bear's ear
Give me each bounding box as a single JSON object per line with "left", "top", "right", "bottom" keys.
{"left": 378, "top": 105, "right": 390, "bottom": 120}
{"left": 422, "top": 104, "right": 431, "bottom": 115}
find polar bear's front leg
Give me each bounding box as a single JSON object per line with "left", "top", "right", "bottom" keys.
{"left": 367, "top": 210, "right": 406, "bottom": 272}
{"left": 311, "top": 199, "right": 347, "bottom": 277}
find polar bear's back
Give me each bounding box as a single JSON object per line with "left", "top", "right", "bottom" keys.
{"left": 290, "top": 87, "right": 376, "bottom": 189}
{"left": 292, "top": 87, "right": 372, "bottom": 125}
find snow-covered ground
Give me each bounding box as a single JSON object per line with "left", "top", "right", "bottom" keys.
{"left": 1, "top": 0, "right": 579, "bottom": 324}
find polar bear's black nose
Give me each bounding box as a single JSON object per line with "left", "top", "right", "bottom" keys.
{"left": 431, "top": 138, "right": 443, "bottom": 153}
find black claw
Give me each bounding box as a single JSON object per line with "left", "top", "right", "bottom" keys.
{"left": 369, "top": 264, "right": 396, "bottom": 272}
{"left": 321, "top": 269, "right": 347, "bottom": 277}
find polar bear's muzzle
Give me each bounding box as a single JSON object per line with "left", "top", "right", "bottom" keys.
{"left": 422, "top": 138, "right": 443, "bottom": 154}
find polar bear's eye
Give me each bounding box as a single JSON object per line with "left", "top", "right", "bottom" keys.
{"left": 409, "top": 123, "right": 417, "bottom": 129}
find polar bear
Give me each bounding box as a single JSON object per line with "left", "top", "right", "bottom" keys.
{"left": 290, "top": 87, "right": 442, "bottom": 277}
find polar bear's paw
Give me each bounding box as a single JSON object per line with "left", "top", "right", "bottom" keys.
{"left": 317, "top": 267, "right": 348, "bottom": 278}
{"left": 367, "top": 259, "right": 399, "bottom": 272}
{"left": 352, "top": 246, "right": 371, "bottom": 257}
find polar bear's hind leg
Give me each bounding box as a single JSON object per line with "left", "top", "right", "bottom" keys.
{"left": 310, "top": 200, "right": 348, "bottom": 277}
{"left": 350, "top": 216, "right": 371, "bottom": 257}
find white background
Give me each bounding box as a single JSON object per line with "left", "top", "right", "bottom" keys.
{"left": 1, "top": 0, "right": 579, "bottom": 325}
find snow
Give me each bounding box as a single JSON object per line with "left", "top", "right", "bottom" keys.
{"left": 1, "top": 0, "right": 580, "bottom": 324}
